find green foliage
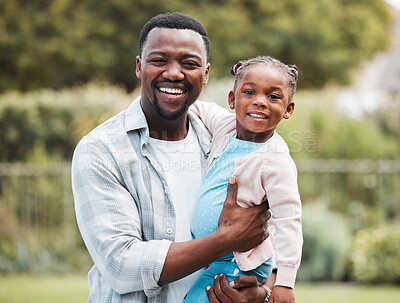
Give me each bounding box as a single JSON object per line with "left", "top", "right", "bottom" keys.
{"left": 276, "top": 90, "right": 400, "bottom": 160}
{"left": 0, "top": 0, "right": 392, "bottom": 92}
{"left": 0, "top": 161, "right": 91, "bottom": 274}
{"left": 0, "top": 83, "right": 131, "bottom": 161}
{"left": 297, "top": 202, "right": 351, "bottom": 282}
{"left": 352, "top": 224, "right": 400, "bottom": 284}
{"left": 371, "top": 94, "right": 400, "bottom": 142}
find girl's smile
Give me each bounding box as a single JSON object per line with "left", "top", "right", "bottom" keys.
{"left": 229, "top": 64, "right": 294, "bottom": 143}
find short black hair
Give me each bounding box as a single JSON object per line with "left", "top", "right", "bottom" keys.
{"left": 139, "top": 12, "right": 210, "bottom": 62}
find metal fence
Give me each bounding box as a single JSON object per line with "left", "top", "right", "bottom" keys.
{"left": 0, "top": 159, "right": 399, "bottom": 272}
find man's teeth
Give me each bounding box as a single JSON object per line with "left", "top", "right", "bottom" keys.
{"left": 159, "top": 87, "right": 184, "bottom": 94}
{"left": 249, "top": 113, "right": 267, "bottom": 119}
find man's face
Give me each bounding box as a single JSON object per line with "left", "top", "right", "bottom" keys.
{"left": 136, "top": 28, "right": 210, "bottom": 121}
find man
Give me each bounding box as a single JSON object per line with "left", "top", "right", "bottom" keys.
{"left": 72, "top": 12, "right": 272, "bottom": 303}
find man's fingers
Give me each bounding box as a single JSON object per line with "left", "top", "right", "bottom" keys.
{"left": 206, "top": 285, "right": 218, "bottom": 303}
{"left": 213, "top": 274, "right": 234, "bottom": 302}
{"left": 230, "top": 274, "right": 258, "bottom": 289}
{"left": 259, "top": 199, "right": 270, "bottom": 213}
{"left": 224, "top": 176, "right": 238, "bottom": 207}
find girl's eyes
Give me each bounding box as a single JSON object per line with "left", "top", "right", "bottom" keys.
{"left": 268, "top": 94, "right": 281, "bottom": 100}
{"left": 242, "top": 91, "right": 281, "bottom": 100}
{"left": 243, "top": 90, "right": 254, "bottom": 95}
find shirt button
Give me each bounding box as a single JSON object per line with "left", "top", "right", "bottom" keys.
{"left": 166, "top": 228, "right": 173, "bottom": 234}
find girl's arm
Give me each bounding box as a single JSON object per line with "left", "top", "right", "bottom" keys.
{"left": 233, "top": 143, "right": 302, "bottom": 289}
{"left": 261, "top": 153, "right": 303, "bottom": 289}
{"left": 190, "top": 101, "right": 233, "bottom": 135}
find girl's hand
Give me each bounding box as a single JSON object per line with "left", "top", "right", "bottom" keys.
{"left": 268, "top": 286, "right": 295, "bottom": 303}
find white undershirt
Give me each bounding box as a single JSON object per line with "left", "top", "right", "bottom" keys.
{"left": 148, "top": 123, "right": 204, "bottom": 302}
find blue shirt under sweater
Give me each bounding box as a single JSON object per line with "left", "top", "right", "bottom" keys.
{"left": 191, "top": 135, "right": 272, "bottom": 274}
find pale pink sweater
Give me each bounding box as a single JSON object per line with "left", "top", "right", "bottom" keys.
{"left": 191, "top": 101, "right": 303, "bottom": 288}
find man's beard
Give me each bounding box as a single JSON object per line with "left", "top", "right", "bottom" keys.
{"left": 152, "top": 91, "right": 189, "bottom": 121}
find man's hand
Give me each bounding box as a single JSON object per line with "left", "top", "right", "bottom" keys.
{"left": 159, "top": 177, "right": 270, "bottom": 285}
{"left": 268, "top": 286, "right": 295, "bottom": 303}
{"left": 206, "top": 274, "right": 266, "bottom": 303}
{"left": 217, "top": 176, "right": 270, "bottom": 253}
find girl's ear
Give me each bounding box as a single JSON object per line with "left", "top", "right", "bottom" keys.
{"left": 284, "top": 101, "right": 295, "bottom": 119}
{"left": 228, "top": 91, "right": 235, "bottom": 109}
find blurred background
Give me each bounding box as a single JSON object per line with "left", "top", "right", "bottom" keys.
{"left": 0, "top": 0, "right": 400, "bottom": 302}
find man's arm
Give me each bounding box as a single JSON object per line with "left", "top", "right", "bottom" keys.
{"left": 72, "top": 138, "right": 172, "bottom": 296}
{"left": 159, "top": 176, "right": 270, "bottom": 285}
{"left": 73, "top": 136, "right": 270, "bottom": 294}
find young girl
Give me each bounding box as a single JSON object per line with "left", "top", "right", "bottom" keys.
{"left": 183, "top": 56, "right": 303, "bottom": 303}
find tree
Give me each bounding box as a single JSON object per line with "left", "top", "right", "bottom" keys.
{"left": 0, "top": 0, "right": 392, "bottom": 92}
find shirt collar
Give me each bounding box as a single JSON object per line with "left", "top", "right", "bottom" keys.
{"left": 124, "top": 96, "right": 148, "bottom": 133}
{"left": 124, "top": 96, "right": 211, "bottom": 155}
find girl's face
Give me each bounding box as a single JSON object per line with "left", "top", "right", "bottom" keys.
{"left": 229, "top": 63, "right": 294, "bottom": 142}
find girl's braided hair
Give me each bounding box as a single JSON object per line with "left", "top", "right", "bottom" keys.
{"left": 230, "top": 56, "right": 298, "bottom": 101}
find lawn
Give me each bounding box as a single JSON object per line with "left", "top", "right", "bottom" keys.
{"left": 1, "top": 274, "right": 400, "bottom": 303}
{"left": 0, "top": 274, "right": 89, "bottom": 303}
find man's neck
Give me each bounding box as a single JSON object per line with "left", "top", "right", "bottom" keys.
{"left": 148, "top": 117, "right": 189, "bottom": 141}
{"left": 141, "top": 101, "right": 190, "bottom": 141}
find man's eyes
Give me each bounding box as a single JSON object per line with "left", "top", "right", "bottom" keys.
{"left": 182, "top": 61, "right": 201, "bottom": 68}
{"left": 149, "top": 58, "right": 166, "bottom": 64}
{"left": 148, "top": 58, "right": 200, "bottom": 68}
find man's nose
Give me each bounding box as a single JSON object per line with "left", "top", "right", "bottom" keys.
{"left": 162, "top": 62, "right": 185, "bottom": 81}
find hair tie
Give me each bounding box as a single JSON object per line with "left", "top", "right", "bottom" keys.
{"left": 287, "top": 64, "right": 298, "bottom": 79}
{"left": 230, "top": 62, "right": 243, "bottom": 76}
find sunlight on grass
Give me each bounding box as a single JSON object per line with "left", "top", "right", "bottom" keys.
{"left": 1, "top": 275, "right": 400, "bottom": 303}
{"left": 0, "top": 274, "right": 89, "bottom": 303}
{"left": 296, "top": 283, "right": 400, "bottom": 303}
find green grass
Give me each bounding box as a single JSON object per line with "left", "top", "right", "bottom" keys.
{"left": 1, "top": 275, "right": 400, "bottom": 303}
{"left": 295, "top": 283, "right": 400, "bottom": 303}
{"left": 0, "top": 274, "right": 89, "bottom": 303}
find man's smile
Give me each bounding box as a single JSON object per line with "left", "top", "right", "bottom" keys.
{"left": 159, "top": 87, "right": 185, "bottom": 95}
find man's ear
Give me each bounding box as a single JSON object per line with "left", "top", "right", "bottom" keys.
{"left": 135, "top": 56, "right": 142, "bottom": 79}
{"left": 203, "top": 63, "right": 211, "bottom": 86}
{"left": 228, "top": 91, "right": 235, "bottom": 109}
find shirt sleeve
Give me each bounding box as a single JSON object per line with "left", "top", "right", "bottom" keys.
{"left": 71, "top": 135, "right": 172, "bottom": 297}
{"left": 190, "top": 101, "right": 233, "bottom": 135}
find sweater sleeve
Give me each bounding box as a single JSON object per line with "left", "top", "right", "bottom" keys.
{"left": 190, "top": 101, "right": 233, "bottom": 135}
{"left": 261, "top": 151, "right": 303, "bottom": 289}
{"left": 232, "top": 142, "right": 302, "bottom": 288}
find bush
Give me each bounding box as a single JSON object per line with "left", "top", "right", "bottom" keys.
{"left": 0, "top": 83, "right": 132, "bottom": 161}
{"left": 352, "top": 224, "right": 400, "bottom": 284}
{"left": 297, "top": 202, "right": 351, "bottom": 281}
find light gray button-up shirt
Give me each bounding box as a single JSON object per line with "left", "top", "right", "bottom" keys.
{"left": 72, "top": 97, "right": 211, "bottom": 302}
